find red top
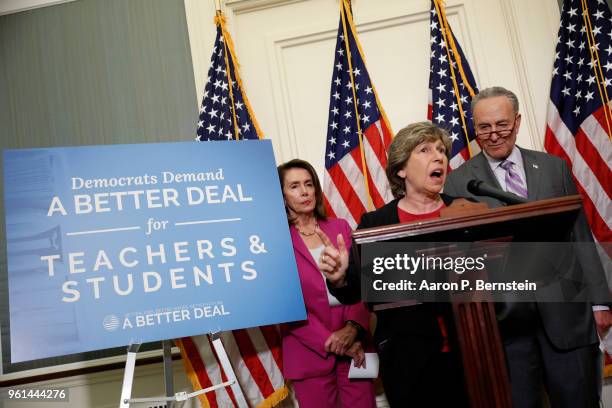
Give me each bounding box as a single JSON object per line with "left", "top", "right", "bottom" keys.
{"left": 397, "top": 204, "right": 445, "bottom": 223}
{"left": 397, "top": 202, "right": 450, "bottom": 352}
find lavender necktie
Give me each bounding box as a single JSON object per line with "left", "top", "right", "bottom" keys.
{"left": 500, "top": 160, "right": 528, "bottom": 198}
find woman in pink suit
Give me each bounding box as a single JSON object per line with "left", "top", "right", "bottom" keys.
{"left": 277, "top": 159, "right": 376, "bottom": 408}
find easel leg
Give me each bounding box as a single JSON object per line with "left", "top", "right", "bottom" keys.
{"left": 163, "top": 340, "right": 175, "bottom": 408}
{"left": 211, "top": 336, "right": 249, "bottom": 408}
{"left": 119, "top": 344, "right": 141, "bottom": 408}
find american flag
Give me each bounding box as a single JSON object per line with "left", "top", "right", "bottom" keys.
{"left": 323, "top": 0, "right": 394, "bottom": 228}
{"left": 544, "top": 0, "right": 611, "bottom": 246}
{"left": 428, "top": 0, "right": 480, "bottom": 169}
{"left": 180, "top": 12, "right": 288, "bottom": 408}
{"left": 196, "top": 14, "right": 261, "bottom": 141}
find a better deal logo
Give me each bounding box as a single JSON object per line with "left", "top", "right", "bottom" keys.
{"left": 103, "top": 314, "right": 120, "bottom": 332}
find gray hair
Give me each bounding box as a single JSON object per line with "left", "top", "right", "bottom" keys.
{"left": 471, "top": 86, "right": 519, "bottom": 115}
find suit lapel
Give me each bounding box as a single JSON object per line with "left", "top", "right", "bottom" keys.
{"left": 520, "top": 148, "right": 541, "bottom": 200}
{"left": 290, "top": 225, "right": 319, "bottom": 270}
{"left": 471, "top": 153, "right": 502, "bottom": 189}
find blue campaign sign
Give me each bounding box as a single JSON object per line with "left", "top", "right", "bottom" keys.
{"left": 3, "top": 140, "right": 306, "bottom": 363}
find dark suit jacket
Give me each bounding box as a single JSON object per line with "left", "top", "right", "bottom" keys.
{"left": 328, "top": 194, "right": 469, "bottom": 407}
{"left": 444, "top": 147, "right": 607, "bottom": 349}
{"left": 329, "top": 194, "right": 459, "bottom": 344}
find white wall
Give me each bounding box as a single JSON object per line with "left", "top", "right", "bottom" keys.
{"left": 184, "top": 0, "right": 560, "bottom": 179}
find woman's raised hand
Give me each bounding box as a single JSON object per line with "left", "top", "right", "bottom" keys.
{"left": 316, "top": 229, "right": 349, "bottom": 287}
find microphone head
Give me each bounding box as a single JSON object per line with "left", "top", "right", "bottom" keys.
{"left": 467, "top": 179, "right": 482, "bottom": 195}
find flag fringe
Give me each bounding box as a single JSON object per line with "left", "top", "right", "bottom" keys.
{"left": 215, "top": 12, "right": 265, "bottom": 140}
{"left": 255, "top": 384, "right": 290, "bottom": 408}
{"left": 605, "top": 360, "right": 612, "bottom": 377}
{"left": 217, "top": 11, "right": 242, "bottom": 140}
{"left": 177, "top": 337, "right": 290, "bottom": 408}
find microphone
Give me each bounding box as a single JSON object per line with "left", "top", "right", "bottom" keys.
{"left": 467, "top": 179, "right": 528, "bottom": 205}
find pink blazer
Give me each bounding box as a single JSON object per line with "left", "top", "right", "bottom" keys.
{"left": 281, "top": 218, "right": 371, "bottom": 380}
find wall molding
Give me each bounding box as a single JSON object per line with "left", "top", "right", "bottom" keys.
{"left": 225, "top": 0, "right": 307, "bottom": 15}
{"left": 262, "top": 3, "right": 472, "bottom": 160}
{"left": 498, "top": 0, "right": 545, "bottom": 150}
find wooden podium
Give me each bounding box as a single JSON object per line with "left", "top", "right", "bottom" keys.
{"left": 351, "top": 195, "right": 584, "bottom": 408}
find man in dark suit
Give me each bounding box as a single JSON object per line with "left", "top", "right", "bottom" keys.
{"left": 444, "top": 86, "right": 611, "bottom": 407}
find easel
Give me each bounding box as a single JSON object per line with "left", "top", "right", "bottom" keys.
{"left": 118, "top": 335, "right": 248, "bottom": 408}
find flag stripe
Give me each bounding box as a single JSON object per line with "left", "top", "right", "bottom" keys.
{"left": 194, "top": 335, "right": 235, "bottom": 407}
{"left": 544, "top": 0, "right": 612, "bottom": 249}
{"left": 323, "top": 0, "right": 393, "bottom": 225}
{"left": 545, "top": 127, "right": 612, "bottom": 243}
{"left": 363, "top": 122, "right": 388, "bottom": 170}
{"left": 362, "top": 148, "right": 389, "bottom": 208}
{"left": 323, "top": 195, "right": 339, "bottom": 219}
{"left": 346, "top": 150, "right": 372, "bottom": 209}
{"left": 329, "top": 159, "right": 367, "bottom": 221}
{"left": 545, "top": 126, "right": 611, "bottom": 232}
{"left": 221, "top": 333, "right": 265, "bottom": 406}
{"left": 546, "top": 102, "right": 611, "bottom": 232}
{"left": 232, "top": 329, "right": 276, "bottom": 398}
{"left": 379, "top": 117, "right": 393, "bottom": 148}
{"left": 575, "top": 128, "right": 611, "bottom": 194}
{"left": 259, "top": 325, "right": 283, "bottom": 372}
{"left": 364, "top": 122, "right": 394, "bottom": 203}
{"left": 352, "top": 147, "right": 385, "bottom": 210}
{"left": 176, "top": 338, "right": 212, "bottom": 408}
{"left": 207, "top": 335, "right": 239, "bottom": 408}
{"left": 449, "top": 152, "right": 466, "bottom": 169}
{"left": 182, "top": 337, "right": 219, "bottom": 408}
{"left": 587, "top": 105, "right": 612, "bottom": 169}
{"left": 323, "top": 173, "right": 355, "bottom": 226}
{"left": 247, "top": 328, "right": 285, "bottom": 390}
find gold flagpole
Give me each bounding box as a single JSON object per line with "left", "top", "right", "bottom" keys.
{"left": 437, "top": 1, "right": 476, "bottom": 97}
{"left": 340, "top": 0, "right": 374, "bottom": 211}
{"left": 580, "top": 0, "right": 612, "bottom": 141}
{"left": 220, "top": 12, "right": 265, "bottom": 139}
{"left": 215, "top": 11, "right": 242, "bottom": 141}
{"left": 342, "top": 2, "right": 394, "bottom": 137}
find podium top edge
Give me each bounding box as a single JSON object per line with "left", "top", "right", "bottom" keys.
{"left": 352, "top": 195, "right": 582, "bottom": 244}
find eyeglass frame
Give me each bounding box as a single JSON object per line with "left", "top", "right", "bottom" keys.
{"left": 474, "top": 114, "right": 519, "bottom": 140}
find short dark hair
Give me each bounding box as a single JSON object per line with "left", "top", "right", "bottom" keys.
{"left": 277, "top": 159, "right": 327, "bottom": 222}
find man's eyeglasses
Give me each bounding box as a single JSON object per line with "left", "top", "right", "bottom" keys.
{"left": 475, "top": 117, "right": 517, "bottom": 140}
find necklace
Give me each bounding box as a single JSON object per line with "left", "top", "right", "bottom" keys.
{"left": 297, "top": 223, "right": 319, "bottom": 236}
